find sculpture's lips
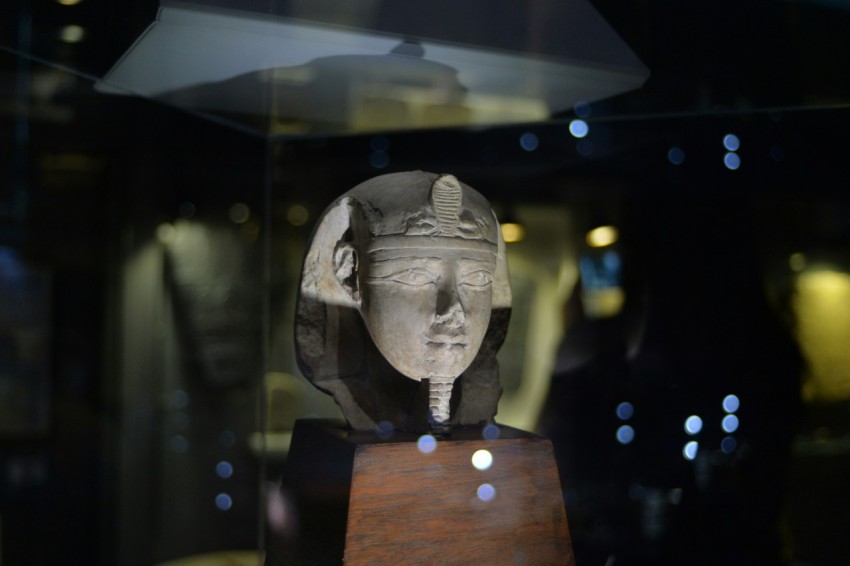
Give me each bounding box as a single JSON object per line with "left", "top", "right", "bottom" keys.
{"left": 425, "top": 337, "right": 468, "bottom": 347}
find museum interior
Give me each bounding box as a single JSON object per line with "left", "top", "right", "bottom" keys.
{"left": 1, "top": 1, "right": 850, "bottom": 564}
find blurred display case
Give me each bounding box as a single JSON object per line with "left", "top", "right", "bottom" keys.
{"left": 2, "top": 1, "right": 850, "bottom": 565}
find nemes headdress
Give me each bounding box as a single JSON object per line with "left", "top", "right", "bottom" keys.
{"left": 294, "top": 171, "right": 511, "bottom": 430}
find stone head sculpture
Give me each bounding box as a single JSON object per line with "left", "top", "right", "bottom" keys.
{"left": 295, "top": 171, "right": 511, "bottom": 431}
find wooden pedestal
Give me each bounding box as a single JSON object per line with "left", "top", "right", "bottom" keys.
{"left": 274, "top": 420, "right": 574, "bottom": 565}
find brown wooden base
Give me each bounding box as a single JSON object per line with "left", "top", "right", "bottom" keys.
{"left": 271, "top": 419, "right": 574, "bottom": 565}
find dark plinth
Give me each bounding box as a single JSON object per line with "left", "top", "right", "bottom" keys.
{"left": 272, "top": 419, "right": 574, "bottom": 565}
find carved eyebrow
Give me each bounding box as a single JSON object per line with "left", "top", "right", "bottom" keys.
{"left": 368, "top": 256, "right": 444, "bottom": 264}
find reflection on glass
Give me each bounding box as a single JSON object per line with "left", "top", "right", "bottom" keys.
{"left": 722, "top": 415, "right": 740, "bottom": 433}
{"left": 286, "top": 204, "right": 310, "bottom": 226}
{"left": 482, "top": 423, "right": 501, "bottom": 440}
{"left": 215, "top": 493, "right": 233, "bottom": 511}
{"left": 500, "top": 223, "right": 525, "bottom": 244}
{"left": 682, "top": 441, "right": 699, "bottom": 461}
{"left": 218, "top": 430, "right": 236, "bottom": 447}
{"left": 574, "top": 101, "right": 591, "bottom": 118}
{"left": 616, "top": 401, "right": 634, "bottom": 420}
{"left": 569, "top": 119, "right": 589, "bottom": 138}
{"left": 724, "top": 152, "right": 741, "bottom": 170}
{"left": 722, "top": 394, "right": 740, "bottom": 413}
{"left": 59, "top": 25, "right": 86, "bottom": 44}
{"left": 229, "top": 203, "right": 251, "bottom": 224}
{"left": 169, "top": 435, "right": 189, "bottom": 454}
{"left": 616, "top": 425, "right": 635, "bottom": 445}
{"left": 684, "top": 415, "right": 703, "bottom": 435}
{"left": 376, "top": 420, "right": 394, "bottom": 439}
{"left": 369, "top": 151, "right": 390, "bottom": 169}
{"left": 721, "top": 436, "right": 737, "bottom": 454}
{"left": 178, "top": 202, "right": 196, "bottom": 218}
{"left": 577, "top": 139, "right": 594, "bottom": 156}
{"left": 471, "top": 449, "right": 493, "bottom": 471}
{"left": 417, "top": 434, "right": 437, "bottom": 454}
{"left": 585, "top": 226, "right": 619, "bottom": 248}
{"left": 520, "top": 132, "right": 539, "bottom": 151}
{"left": 723, "top": 134, "right": 741, "bottom": 151}
{"left": 477, "top": 483, "right": 496, "bottom": 502}
{"left": 667, "top": 147, "right": 685, "bottom": 165}
{"left": 788, "top": 253, "right": 806, "bottom": 272}
{"left": 216, "top": 461, "right": 234, "bottom": 479}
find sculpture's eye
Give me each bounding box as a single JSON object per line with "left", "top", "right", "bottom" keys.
{"left": 459, "top": 270, "right": 494, "bottom": 288}
{"left": 383, "top": 268, "right": 439, "bottom": 287}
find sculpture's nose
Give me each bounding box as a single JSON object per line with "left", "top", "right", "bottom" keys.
{"left": 434, "top": 283, "right": 465, "bottom": 330}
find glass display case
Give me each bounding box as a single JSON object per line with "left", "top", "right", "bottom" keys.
{"left": 2, "top": 1, "right": 850, "bottom": 565}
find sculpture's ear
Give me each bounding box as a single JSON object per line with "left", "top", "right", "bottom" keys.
{"left": 333, "top": 243, "right": 360, "bottom": 303}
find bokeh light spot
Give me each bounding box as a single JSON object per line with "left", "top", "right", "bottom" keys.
{"left": 519, "top": 132, "right": 539, "bottom": 151}
{"left": 724, "top": 152, "right": 741, "bottom": 170}
{"left": 684, "top": 415, "right": 703, "bottom": 435}
{"left": 471, "top": 449, "right": 493, "bottom": 471}
{"left": 169, "top": 435, "right": 188, "bottom": 454}
{"left": 569, "top": 119, "right": 589, "bottom": 138}
{"left": 722, "top": 414, "right": 740, "bottom": 433}
{"left": 215, "top": 493, "right": 233, "bottom": 511}
{"left": 216, "top": 461, "right": 234, "bottom": 479}
{"left": 417, "top": 435, "right": 437, "bottom": 454}
{"left": 477, "top": 483, "right": 496, "bottom": 501}
{"left": 723, "top": 134, "right": 741, "bottom": 151}
{"left": 721, "top": 436, "right": 737, "bottom": 454}
{"left": 616, "top": 401, "right": 634, "bottom": 420}
{"left": 616, "top": 425, "right": 635, "bottom": 445}
{"left": 683, "top": 441, "right": 699, "bottom": 461}
{"left": 229, "top": 203, "right": 251, "bottom": 224}
{"left": 722, "top": 394, "right": 740, "bottom": 413}
{"left": 667, "top": 147, "right": 685, "bottom": 165}
{"left": 482, "top": 424, "right": 501, "bottom": 440}
{"left": 369, "top": 151, "right": 389, "bottom": 169}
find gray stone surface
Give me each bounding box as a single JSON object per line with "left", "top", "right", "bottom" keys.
{"left": 294, "top": 171, "right": 511, "bottom": 431}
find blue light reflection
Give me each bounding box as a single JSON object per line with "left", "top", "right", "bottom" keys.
{"left": 569, "top": 119, "right": 589, "bottom": 138}
{"left": 616, "top": 425, "right": 635, "bottom": 445}
{"left": 417, "top": 435, "right": 437, "bottom": 454}
{"left": 684, "top": 415, "right": 703, "bottom": 435}
{"left": 724, "top": 152, "right": 741, "bottom": 170}
{"left": 722, "top": 395, "right": 740, "bottom": 413}
{"left": 723, "top": 134, "right": 740, "bottom": 151}
{"left": 616, "top": 402, "right": 634, "bottom": 420}
{"left": 683, "top": 441, "right": 699, "bottom": 461}
{"left": 519, "top": 132, "right": 539, "bottom": 151}
{"left": 722, "top": 414, "right": 740, "bottom": 433}
{"left": 477, "top": 483, "right": 496, "bottom": 502}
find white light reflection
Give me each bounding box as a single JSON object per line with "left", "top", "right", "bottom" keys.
{"left": 723, "top": 134, "right": 740, "bottom": 151}
{"left": 684, "top": 415, "right": 703, "bottom": 435}
{"left": 216, "top": 461, "right": 234, "bottom": 479}
{"left": 471, "top": 449, "right": 493, "bottom": 471}
{"left": 721, "top": 436, "right": 737, "bottom": 453}
{"left": 520, "top": 132, "right": 539, "bottom": 151}
{"left": 722, "top": 394, "right": 740, "bottom": 413}
{"left": 569, "top": 119, "right": 589, "bottom": 138}
{"left": 477, "top": 483, "right": 496, "bottom": 502}
{"left": 482, "top": 424, "right": 501, "bottom": 440}
{"left": 616, "top": 401, "right": 634, "bottom": 420}
{"left": 215, "top": 493, "right": 233, "bottom": 510}
{"left": 724, "top": 152, "right": 741, "bottom": 170}
{"left": 417, "top": 435, "right": 437, "bottom": 454}
{"left": 722, "top": 414, "right": 739, "bottom": 433}
{"left": 682, "top": 441, "right": 699, "bottom": 461}
{"left": 667, "top": 147, "right": 685, "bottom": 165}
{"left": 616, "top": 425, "right": 635, "bottom": 445}
{"left": 59, "top": 25, "right": 85, "bottom": 43}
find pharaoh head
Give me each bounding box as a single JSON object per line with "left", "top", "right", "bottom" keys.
{"left": 295, "top": 171, "right": 511, "bottom": 430}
